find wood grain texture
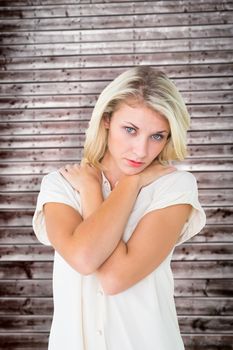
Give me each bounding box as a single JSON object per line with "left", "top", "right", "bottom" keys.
{"left": 0, "top": 1, "right": 232, "bottom": 348}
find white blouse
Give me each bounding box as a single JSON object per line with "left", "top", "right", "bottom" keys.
{"left": 32, "top": 170, "right": 206, "bottom": 350}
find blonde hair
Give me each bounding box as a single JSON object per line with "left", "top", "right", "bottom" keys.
{"left": 82, "top": 66, "right": 190, "bottom": 168}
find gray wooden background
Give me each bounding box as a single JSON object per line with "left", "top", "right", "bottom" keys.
{"left": 0, "top": 0, "right": 233, "bottom": 349}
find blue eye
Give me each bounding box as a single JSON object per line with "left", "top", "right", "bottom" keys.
{"left": 151, "top": 134, "right": 164, "bottom": 141}
{"left": 125, "top": 127, "right": 136, "bottom": 134}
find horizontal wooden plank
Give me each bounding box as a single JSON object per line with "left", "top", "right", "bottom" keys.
{"left": 174, "top": 278, "right": 233, "bottom": 297}
{"left": 1, "top": 275, "right": 233, "bottom": 296}
{"left": 0, "top": 144, "right": 233, "bottom": 162}
{"left": 0, "top": 297, "right": 53, "bottom": 315}
{"left": 0, "top": 189, "right": 232, "bottom": 208}
{"left": 0, "top": 228, "right": 39, "bottom": 244}
{"left": 0, "top": 314, "right": 231, "bottom": 333}
{"left": 0, "top": 333, "right": 49, "bottom": 350}
{"left": 183, "top": 335, "right": 233, "bottom": 350}
{"left": 0, "top": 90, "right": 232, "bottom": 109}
{"left": 0, "top": 160, "right": 232, "bottom": 176}
{"left": 0, "top": 64, "right": 233, "bottom": 84}
{"left": 0, "top": 280, "right": 52, "bottom": 297}
{"left": 0, "top": 225, "right": 232, "bottom": 244}
{"left": 0, "top": 12, "right": 232, "bottom": 34}
{"left": 191, "top": 225, "right": 233, "bottom": 242}
{"left": 0, "top": 1, "right": 231, "bottom": 19}
{"left": 178, "top": 316, "right": 233, "bottom": 333}
{"left": 0, "top": 207, "right": 232, "bottom": 225}
{"left": 1, "top": 296, "right": 232, "bottom": 316}
{"left": 0, "top": 132, "right": 232, "bottom": 150}
{"left": 0, "top": 245, "right": 54, "bottom": 261}
{"left": 0, "top": 118, "right": 232, "bottom": 137}
{"left": 174, "top": 243, "right": 233, "bottom": 261}
{"left": 2, "top": 25, "right": 233, "bottom": 46}
{"left": 0, "top": 334, "right": 232, "bottom": 350}
{"left": 173, "top": 259, "right": 233, "bottom": 279}
{"left": 0, "top": 262, "right": 53, "bottom": 279}
{"left": 1, "top": 51, "right": 232, "bottom": 70}
{"left": 175, "top": 297, "right": 233, "bottom": 316}
{"left": 0, "top": 315, "right": 52, "bottom": 332}
{"left": 1, "top": 78, "right": 233, "bottom": 97}
{"left": 1, "top": 38, "right": 232, "bottom": 57}
{"left": 0, "top": 243, "right": 232, "bottom": 261}
{"left": 0, "top": 259, "right": 233, "bottom": 281}
{"left": 0, "top": 104, "right": 232, "bottom": 123}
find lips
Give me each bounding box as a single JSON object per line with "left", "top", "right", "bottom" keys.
{"left": 126, "top": 159, "right": 145, "bottom": 168}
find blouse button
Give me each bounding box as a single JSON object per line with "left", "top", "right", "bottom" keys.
{"left": 97, "top": 289, "right": 103, "bottom": 296}
{"left": 96, "top": 329, "right": 102, "bottom": 336}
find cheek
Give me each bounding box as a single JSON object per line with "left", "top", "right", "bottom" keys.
{"left": 149, "top": 140, "right": 167, "bottom": 158}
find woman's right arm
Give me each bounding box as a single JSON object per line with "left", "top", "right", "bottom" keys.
{"left": 44, "top": 174, "right": 140, "bottom": 274}
{"left": 44, "top": 163, "right": 175, "bottom": 275}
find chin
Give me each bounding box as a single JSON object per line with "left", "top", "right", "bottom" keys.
{"left": 122, "top": 166, "right": 146, "bottom": 176}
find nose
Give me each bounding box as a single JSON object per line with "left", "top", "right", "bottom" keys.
{"left": 132, "top": 137, "right": 148, "bottom": 159}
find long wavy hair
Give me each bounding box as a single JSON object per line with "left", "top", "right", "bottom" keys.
{"left": 82, "top": 66, "right": 190, "bottom": 168}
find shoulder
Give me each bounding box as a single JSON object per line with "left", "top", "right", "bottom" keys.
{"left": 145, "top": 170, "right": 197, "bottom": 194}
{"left": 41, "top": 169, "right": 74, "bottom": 191}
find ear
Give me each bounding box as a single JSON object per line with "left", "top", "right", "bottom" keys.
{"left": 103, "top": 113, "right": 111, "bottom": 129}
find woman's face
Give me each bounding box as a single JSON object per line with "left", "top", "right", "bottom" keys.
{"left": 102, "top": 100, "right": 170, "bottom": 178}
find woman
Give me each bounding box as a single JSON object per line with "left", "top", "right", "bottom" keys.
{"left": 33, "top": 66, "right": 206, "bottom": 350}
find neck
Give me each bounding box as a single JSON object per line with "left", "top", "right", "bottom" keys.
{"left": 101, "top": 152, "right": 123, "bottom": 189}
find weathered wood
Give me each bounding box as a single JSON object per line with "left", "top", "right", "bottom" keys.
{"left": 0, "top": 64, "right": 233, "bottom": 84}
{"left": 1, "top": 258, "right": 233, "bottom": 281}
{"left": 0, "top": 132, "right": 232, "bottom": 150}
{"left": 175, "top": 297, "right": 233, "bottom": 316}
{"left": 0, "top": 207, "right": 232, "bottom": 226}
{"left": 0, "top": 296, "right": 232, "bottom": 316}
{"left": 0, "top": 297, "right": 53, "bottom": 315}
{"left": 0, "top": 334, "right": 232, "bottom": 350}
{"left": 0, "top": 333, "right": 49, "bottom": 350}
{"left": 0, "top": 118, "right": 232, "bottom": 136}
{"left": 0, "top": 160, "right": 232, "bottom": 175}
{"left": 0, "top": 280, "right": 52, "bottom": 297}
{"left": 0, "top": 225, "right": 232, "bottom": 244}
{"left": 183, "top": 335, "right": 233, "bottom": 350}
{"left": 191, "top": 225, "right": 233, "bottom": 242}
{"left": 1, "top": 38, "right": 233, "bottom": 57}
{"left": 0, "top": 1, "right": 232, "bottom": 19}
{"left": 172, "top": 260, "right": 233, "bottom": 279}
{"left": 1, "top": 51, "right": 232, "bottom": 70}
{"left": 0, "top": 262, "right": 53, "bottom": 279}
{"left": 1, "top": 77, "right": 233, "bottom": 96}
{"left": 0, "top": 104, "right": 232, "bottom": 124}
{"left": 178, "top": 316, "right": 233, "bottom": 333}
{"left": 0, "top": 0, "right": 232, "bottom": 346}
{"left": 0, "top": 144, "right": 233, "bottom": 163}
{"left": 0, "top": 243, "right": 232, "bottom": 261}
{"left": 0, "top": 314, "right": 232, "bottom": 332}
{"left": 0, "top": 189, "right": 232, "bottom": 208}
{"left": 2, "top": 25, "right": 233, "bottom": 46}
{"left": 0, "top": 315, "right": 52, "bottom": 331}
{"left": 0, "top": 227, "right": 39, "bottom": 244}
{"left": 1, "top": 11, "right": 232, "bottom": 32}
{"left": 0, "top": 91, "right": 232, "bottom": 109}
{"left": 174, "top": 279, "right": 233, "bottom": 297}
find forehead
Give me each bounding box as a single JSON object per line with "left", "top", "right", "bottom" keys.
{"left": 112, "top": 100, "right": 169, "bottom": 129}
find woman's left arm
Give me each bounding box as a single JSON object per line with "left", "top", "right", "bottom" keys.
{"left": 95, "top": 203, "right": 191, "bottom": 295}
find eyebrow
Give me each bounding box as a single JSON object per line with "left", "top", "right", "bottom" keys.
{"left": 124, "top": 121, "right": 170, "bottom": 134}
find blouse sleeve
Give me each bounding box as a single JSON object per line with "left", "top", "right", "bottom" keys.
{"left": 143, "top": 171, "right": 206, "bottom": 246}
{"left": 32, "top": 171, "right": 82, "bottom": 246}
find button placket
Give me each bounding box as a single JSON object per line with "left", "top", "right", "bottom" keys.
{"left": 96, "top": 287, "right": 106, "bottom": 348}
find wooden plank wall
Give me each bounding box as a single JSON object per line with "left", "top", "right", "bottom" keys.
{"left": 0, "top": 0, "right": 232, "bottom": 349}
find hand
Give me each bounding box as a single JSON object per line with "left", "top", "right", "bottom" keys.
{"left": 59, "top": 163, "right": 102, "bottom": 193}
{"left": 135, "top": 162, "right": 176, "bottom": 189}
